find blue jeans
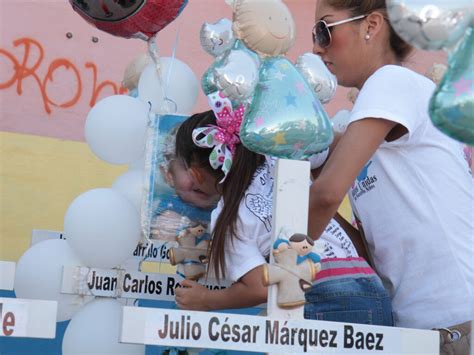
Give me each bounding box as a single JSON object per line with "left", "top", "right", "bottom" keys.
{"left": 304, "top": 260, "right": 393, "bottom": 326}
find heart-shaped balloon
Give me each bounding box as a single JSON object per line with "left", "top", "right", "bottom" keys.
{"left": 201, "top": 61, "right": 220, "bottom": 96}
{"left": 386, "top": 0, "right": 472, "bottom": 51}
{"left": 200, "top": 18, "right": 236, "bottom": 57}
{"left": 429, "top": 28, "right": 474, "bottom": 146}
{"left": 240, "top": 57, "right": 333, "bottom": 159}
{"left": 295, "top": 53, "right": 337, "bottom": 104}
{"left": 202, "top": 40, "right": 259, "bottom": 97}
{"left": 69, "top": 0, "right": 188, "bottom": 40}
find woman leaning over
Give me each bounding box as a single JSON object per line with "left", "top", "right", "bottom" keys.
{"left": 308, "top": 0, "right": 473, "bottom": 350}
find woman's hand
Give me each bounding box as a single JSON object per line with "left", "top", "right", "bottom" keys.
{"left": 175, "top": 279, "right": 210, "bottom": 311}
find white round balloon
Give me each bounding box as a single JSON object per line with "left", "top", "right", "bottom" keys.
{"left": 331, "top": 109, "right": 351, "bottom": 134}
{"left": 85, "top": 95, "right": 149, "bottom": 165}
{"left": 64, "top": 188, "right": 141, "bottom": 269}
{"left": 62, "top": 298, "right": 145, "bottom": 355}
{"left": 128, "top": 153, "right": 146, "bottom": 170}
{"left": 14, "top": 239, "right": 93, "bottom": 322}
{"left": 112, "top": 170, "right": 145, "bottom": 212}
{"left": 138, "top": 57, "right": 199, "bottom": 115}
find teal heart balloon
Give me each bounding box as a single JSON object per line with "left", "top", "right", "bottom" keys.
{"left": 240, "top": 57, "right": 333, "bottom": 159}
{"left": 429, "top": 27, "right": 474, "bottom": 146}
{"left": 201, "top": 61, "right": 220, "bottom": 95}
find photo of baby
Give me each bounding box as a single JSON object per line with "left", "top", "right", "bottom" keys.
{"left": 147, "top": 114, "right": 218, "bottom": 244}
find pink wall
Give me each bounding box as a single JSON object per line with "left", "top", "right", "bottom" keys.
{"left": 0, "top": 0, "right": 446, "bottom": 142}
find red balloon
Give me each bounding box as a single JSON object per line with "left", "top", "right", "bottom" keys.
{"left": 69, "top": 0, "right": 188, "bottom": 40}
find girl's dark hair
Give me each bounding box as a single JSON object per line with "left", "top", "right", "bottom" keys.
{"left": 175, "top": 110, "right": 265, "bottom": 280}
{"left": 325, "top": 0, "right": 413, "bottom": 61}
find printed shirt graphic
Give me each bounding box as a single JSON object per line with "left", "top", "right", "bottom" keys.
{"left": 350, "top": 160, "right": 378, "bottom": 202}
{"left": 317, "top": 219, "right": 358, "bottom": 259}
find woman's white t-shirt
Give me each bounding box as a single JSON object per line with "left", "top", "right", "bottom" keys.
{"left": 348, "top": 65, "right": 474, "bottom": 329}
{"left": 210, "top": 156, "right": 357, "bottom": 283}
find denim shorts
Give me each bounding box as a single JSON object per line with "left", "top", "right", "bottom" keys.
{"left": 304, "top": 257, "right": 393, "bottom": 326}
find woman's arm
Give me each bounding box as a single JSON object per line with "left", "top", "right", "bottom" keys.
{"left": 308, "top": 118, "right": 397, "bottom": 240}
{"left": 310, "top": 132, "right": 343, "bottom": 180}
{"left": 175, "top": 265, "right": 267, "bottom": 311}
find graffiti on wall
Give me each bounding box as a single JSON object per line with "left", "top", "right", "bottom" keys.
{"left": 0, "top": 37, "right": 127, "bottom": 115}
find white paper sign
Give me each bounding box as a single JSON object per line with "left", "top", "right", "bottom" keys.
{"left": 31, "top": 229, "right": 175, "bottom": 263}
{"left": 61, "top": 266, "right": 230, "bottom": 302}
{"left": 0, "top": 261, "right": 15, "bottom": 290}
{"left": 0, "top": 298, "right": 57, "bottom": 338}
{"left": 131, "top": 240, "right": 176, "bottom": 263}
{"left": 121, "top": 308, "right": 439, "bottom": 354}
{"left": 30, "top": 229, "right": 64, "bottom": 245}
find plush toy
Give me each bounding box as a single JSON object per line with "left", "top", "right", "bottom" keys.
{"left": 288, "top": 233, "right": 322, "bottom": 264}
{"left": 262, "top": 233, "right": 321, "bottom": 308}
{"left": 169, "top": 223, "right": 210, "bottom": 280}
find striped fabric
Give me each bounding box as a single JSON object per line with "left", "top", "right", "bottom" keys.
{"left": 314, "top": 257, "right": 377, "bottom": 285}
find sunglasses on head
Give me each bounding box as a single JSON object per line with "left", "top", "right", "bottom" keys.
{"left": 312, "top": 14, "right": 367, "bottom": 48}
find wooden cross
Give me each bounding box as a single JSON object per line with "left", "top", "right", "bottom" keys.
{"left": 267, "top": 159, "right": 311, "bottom": 320}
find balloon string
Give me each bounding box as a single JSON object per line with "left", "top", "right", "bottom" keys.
{"left": 163, "top": 25, "right": 183, "bottom": 114}
{"left": 147, "top": 33, "right": 168, "bottom": 114}
{"left": 146, "top": 24, "right": 182, "bottom": 115}
{"left": 138, "top": 106, "right": 155, "bottom": 262}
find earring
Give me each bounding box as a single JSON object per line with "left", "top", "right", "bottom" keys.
{"left": 365, "top": 34, "right": 370, "bottom": 40}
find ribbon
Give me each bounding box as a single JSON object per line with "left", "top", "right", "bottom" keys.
{"left": 192, "top": 92, "right": 245, "bottom": 182}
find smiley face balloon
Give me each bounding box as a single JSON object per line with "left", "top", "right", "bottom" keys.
{"left": 232, "top": 0, "right": 295, "bottom": 57}
{"left": 230, "top": 0, "right": 333, "bottom": 159}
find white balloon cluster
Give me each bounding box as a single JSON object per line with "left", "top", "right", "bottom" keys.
{"left": 58, "top": 53, "right": 199, "bottom": 353}
{"left": 13, "top": 52, "right": 199, "bottom": 353}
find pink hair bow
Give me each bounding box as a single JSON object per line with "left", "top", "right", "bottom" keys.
{"left": 192, "top": 91, "right": 245, "bottom": 182}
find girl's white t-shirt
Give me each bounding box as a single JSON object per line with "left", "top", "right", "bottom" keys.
{"left": 210, "top": 156, "right": 357, "bottom": 283}
{"left": 348, "top": 65, "right": 474, "bottom": 329}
